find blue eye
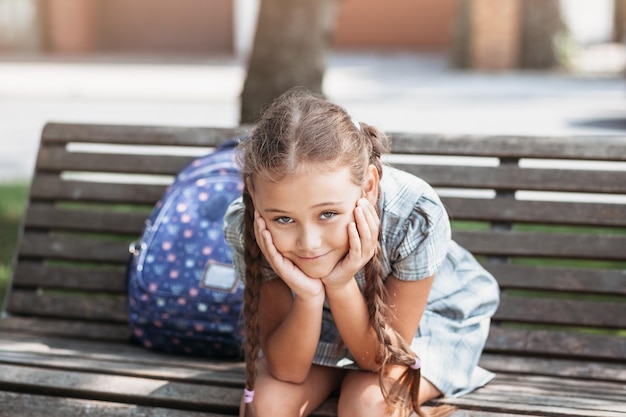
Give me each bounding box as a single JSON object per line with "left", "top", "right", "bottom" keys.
{"left": 320, "top": 211, "right": 337, "bottom": 220}
{"left": 275, "top": 216, "right": 293, "bottom": 224}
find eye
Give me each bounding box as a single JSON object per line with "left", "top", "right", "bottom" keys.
{"left": 274, "top": 216, "right": 294, "bottom": 225}
{"left": 320, "top": 211, "right": 337, "bottom": 220}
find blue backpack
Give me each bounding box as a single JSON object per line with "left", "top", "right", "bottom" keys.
{"left": 127, "top": 139, "right": 245, "bottom": 358}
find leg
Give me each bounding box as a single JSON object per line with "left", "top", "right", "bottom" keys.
{"left": 240, "top": 358, "right": 345, "bottom": 417}
{"left": 337, "top": 366, "right": 442, "bottom": 417}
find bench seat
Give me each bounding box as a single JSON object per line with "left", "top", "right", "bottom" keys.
{"left": 1, "top": 123, "right": 624, "bottom": 416}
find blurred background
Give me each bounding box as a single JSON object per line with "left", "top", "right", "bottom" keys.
{"left": 0, "top": 0, "right": 625, "bottom": 302}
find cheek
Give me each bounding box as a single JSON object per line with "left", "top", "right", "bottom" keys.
{"left": 265, "top": 225, "right": 291, "bottom": 252}
{"left": 327, "top": 222, "right": 351, "bottom": 248}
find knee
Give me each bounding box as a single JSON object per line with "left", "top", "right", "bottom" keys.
{"left": 337, "top": 384, "right": 388, "bottom": 417}
{"left": 246, "top": 389, "right": 297, "bottom": 417}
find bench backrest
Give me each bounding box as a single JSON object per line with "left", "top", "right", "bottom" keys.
{"left": 3, "top": 123, "right": 626, "bottom": 365}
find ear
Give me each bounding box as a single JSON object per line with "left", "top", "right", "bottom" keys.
{"left": 362, "top": 165, "right": 379, "bottom": 206}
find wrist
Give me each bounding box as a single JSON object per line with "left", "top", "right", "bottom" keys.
{"left": 294, "top": 289, "right": 326, "bottom": 307}
{"left": 324, "top": 276, "right": 358, "bottom": 297}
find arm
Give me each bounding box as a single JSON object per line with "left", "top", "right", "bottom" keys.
{"left": 325, "top": 274, "right": 433, "bottom": 371}
{"left": 257, "top": 277, "right": 325, "bottom": 383}
{"left": 253, "top": 212, "right": 327, "bottom": 384}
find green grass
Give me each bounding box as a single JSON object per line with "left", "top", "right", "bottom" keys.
{"left": 0, "top": 182, "right": 29, "bottom": 311}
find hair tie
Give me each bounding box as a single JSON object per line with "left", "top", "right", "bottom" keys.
{"left": 243, "top": 388, "right": 255, "bottom": 403}
{"left": 410, "top": 356, "right": 421, "bottom": 370}
{"left": 350, "top": 116, "right": 361, "bottom": 132}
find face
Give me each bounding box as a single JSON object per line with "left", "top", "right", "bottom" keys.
{"left": 251, "top": 163, "right": 378, "bottom": 279}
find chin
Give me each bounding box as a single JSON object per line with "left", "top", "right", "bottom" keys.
{"left": 294, "top": 263, "right": 335, "bottom": 280}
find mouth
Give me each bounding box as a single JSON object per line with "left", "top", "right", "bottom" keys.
{"left": 296, "top": 252, "right": 329, "bottom": 262}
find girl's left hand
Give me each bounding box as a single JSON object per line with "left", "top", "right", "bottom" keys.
{"left": 322, "top": 198, "right": 380, "bottom": 290}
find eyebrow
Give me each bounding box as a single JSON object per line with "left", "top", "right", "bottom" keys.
{"left": 262, "top": 201, "right": 344, "bottom": 214}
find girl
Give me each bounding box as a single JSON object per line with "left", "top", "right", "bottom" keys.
{"left": 223, "top": 89, "right": 500, "bottom": 417}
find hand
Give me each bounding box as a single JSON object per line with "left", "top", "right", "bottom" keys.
{"left": 322, "top": 198, "right": 380, "bottom": 291}
{"left": 254, "top": 211, "right": 325, "bottom": 300}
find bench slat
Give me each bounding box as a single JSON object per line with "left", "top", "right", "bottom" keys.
{"left": 454, "top": 230, "right": 626, "bottom": 260}
{"left": 485, "top": 264, "right": 626, "bottom": 295}
{"left": 25, "top": 204, "right": 147, "bottom": 234}
{"left": 495, "top": 294, "right": 626, "bottom": 329}
{"left": 479, "top": 354, "right": 626, "bottom": 382}
{"left": 42, "top": 123, "right": 245, "bottom": 147}
{"left": 389, "top": 132, "right": 626, "bottom": 161}
{"left": 18, "top": 233, "right": 130, "bottom": 263}
{"left": 396, "top": 164, "right": 626, "bottom": 194}
{"left": 0, "top": 317, "right": 128, "bottom": 341}
{"left": 12, "top": 262, "right": 126, "bottom": 292}
{"left": 0, "top": 363, "right": 243, "bottom": 414}
{"left": 7, "top": 290, "right": 127, "bottom": 322}
{"left": 37, "top": 147, "right": 194, "bottom": 176}
{"left": 0, "top": 392, "right": 230, "bottom": 417}
{"left": 442, "top": 376, "right": 626, "bottom": 417}
{"left": 486, "top": 327, "right": 626, "bottom": 361}
{"left": 444, "top": 197, "right": 626, "bottom": 227}
{"left": 30, "top": 174, "right": 167, "bottom": 204}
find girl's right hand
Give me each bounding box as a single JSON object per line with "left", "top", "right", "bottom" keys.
{"left": 254, "top": 211, "right": 325, "bottom": 301}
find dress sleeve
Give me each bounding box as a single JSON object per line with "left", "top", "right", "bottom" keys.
{"left": 223, "top": 197, "right": 246, "bottom": 283}
{"left": 391, "top": 194, "right": 451, "bottom": 281}
{"left": 223, "top": 197, "right": 279, "bottom": 283}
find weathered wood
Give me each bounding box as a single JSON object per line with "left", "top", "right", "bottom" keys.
{"left": 389, "top": 132, "right": 626, "bottom": 161}
{"left": 42, "top": 123, "right": 247, "bottom": 147}
{"left": 25, "top": 203, "right": 147, "bottom": 234}
{"left": 12, "top": 262, "right": 126, "bottom": 292}
{"left": 454, "top": 230, "right": 626, "bottom": 260}
{"left": 30, "top": 174, "right": 167, "bottom": 204}
{"left": 36, "top": 147, "right": 195, "bottom": 176}
{"left": 442, "top": 375, "right": 626, "bottom": 417}
{"left": 395, "top": 164, "right": 626, "bottom": 194}
{"left": 485, "top": 327, "right": 626, "bottom": 360}
{"left": 485, "top": 264, "right": 626, "bottom": 295}
{"left": 18, "top": 233, "right": 130, "bottom": 264}
{"left": 0, "top": 317, "right": 129, "bottom": 341}
{"left": 479, "top": 353, "right": 626, "bottom": 382}
{"left": 494, "top": 294, "right": 626, "bottom": 329}
{"left": 443, "top": 197, "right": 626, "bottom": 227}
{"left": 7, "top": 290, "right": 127, "bottom": 322}
{"left": 0, "top": 391, "right": 229, "bottom": 417}
{"left": 3, "top": 124, "right": 626, "bottom": 417}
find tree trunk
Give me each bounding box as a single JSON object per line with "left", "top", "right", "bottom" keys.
{"left": 449, "top": 0, "right": 472, "bottom": 69}
{"left": 239, "top": 0, "right": 338, "bottom": 124}
{"left": 518, "top": 0, "right": 565, "bottom": 69}
{"left": 614, "top": 0, "right": 625, "bottom": 43}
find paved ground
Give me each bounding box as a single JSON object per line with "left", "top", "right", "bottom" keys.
{"left": 0, "top": 50, "right": 625, "bottom": 183}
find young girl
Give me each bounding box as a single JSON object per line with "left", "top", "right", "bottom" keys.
{"left": 223, "top": 89, "right": 500, "bottom": 417}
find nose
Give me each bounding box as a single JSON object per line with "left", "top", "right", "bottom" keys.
{"left": 296, "top": 224, "right": 322, "bottom": 252}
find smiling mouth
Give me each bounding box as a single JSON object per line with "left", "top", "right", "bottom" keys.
{"left": 297, "top": 252, "right": 329, "bottom": 261}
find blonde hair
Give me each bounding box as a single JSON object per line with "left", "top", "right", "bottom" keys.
{"left": 238, "top": 89, "right": 444, "bottom": 417}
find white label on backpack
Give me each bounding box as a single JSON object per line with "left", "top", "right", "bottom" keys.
{"left": 201, "top": 261, "right": 239, "bottom": 293}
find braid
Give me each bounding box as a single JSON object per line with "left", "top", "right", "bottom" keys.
{"left": 241, "top": 187, "right": 262, "bottom": 417}
{"left": 359, "top": 128, "right": 451, "bottom": 417}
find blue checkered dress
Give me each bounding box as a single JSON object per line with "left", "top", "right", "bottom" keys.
{"left": 224, "top": 165, "right": 500, "bottom": 397}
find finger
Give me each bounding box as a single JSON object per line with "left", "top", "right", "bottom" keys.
{"left": 347, "top": 221, "right": 361, "bottom": 258}
{"left": 359, "top": 198, "right": 380, "bottom": 230}
{"left": 354, "top": 205, "right": 372, "bottom": 245}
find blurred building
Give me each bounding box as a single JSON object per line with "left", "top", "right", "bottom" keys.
{"left": 0, "top": 0, "right": 455, "bottom": 55}
{"left": 0, "top": 0, "right": 623, "bottom": 70}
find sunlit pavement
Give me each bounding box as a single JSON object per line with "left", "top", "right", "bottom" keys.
{"left": 0, "top": 50, "right": 624, "bottom": 182}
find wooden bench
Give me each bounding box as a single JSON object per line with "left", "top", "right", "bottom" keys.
{"left": 1, "top": 122, "right": 625, "bottom": 417}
